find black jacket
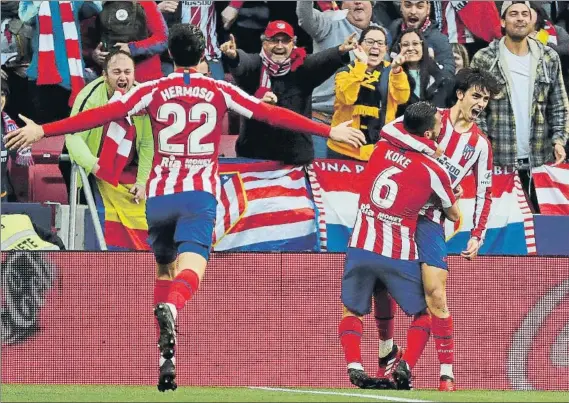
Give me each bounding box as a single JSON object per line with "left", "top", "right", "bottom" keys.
{"left": 226, "top": 46, "right": 350, "bottom": 165}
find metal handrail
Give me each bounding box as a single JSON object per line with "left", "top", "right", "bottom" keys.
{"left": 64, "top": 155, "right": 107, "bottom": 251}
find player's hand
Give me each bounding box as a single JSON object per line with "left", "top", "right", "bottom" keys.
{"left": 353, "top": 45, "right": 368, "bottom": 65}
{"left": 330, "top": 120, "right": 366, "bottom": 149}
{"left": 461, "top": 237, "right": 481, "bottom": 260}
{"left": 428, "top": 47, "right": 435, "bottom": 59}
{"left": 130, "top": 184, "right": 146, "bottom": 204}
{"left": 92, "top": 43, "right": 109, "bottom": 66}
{"left": 220, "top": 34, "right": 238, "bottom": 59}
{"left": 114, "top": 42, "right": 131, "bottom": 54}
{"left": 339, "top": 32, "right": 358, "bottom": 55}
{"left": 221, "top": 6, "right": 239, "bottom": 30}
{"left": 261, "top": 91, "right": 278, "bottom": 104}
{"left": 4, "top": 115, "right": 44, "bottom": 151}
{"left": 157, "top": 0, "right": 178, "bottom": 13}
{"left": 553, "top": 143, "right": 566, "bottom": 166}
{"left": 453, "top": 184, "right": 464, "bottom": 200}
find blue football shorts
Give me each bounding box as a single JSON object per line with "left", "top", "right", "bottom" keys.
{"left": 341, "top": 247, "right": 427, "bottom": 316}
{"left": 146, "top": 191, "right": 217, "bottom": 264}
{"left": 415, "top": 215, "right": 448, "bottom": 270}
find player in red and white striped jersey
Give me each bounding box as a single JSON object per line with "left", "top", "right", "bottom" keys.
{"left": 375, "top": 68, "right": 502, "bottom": 392}
{"left": 339, "top": 102, "right": 459, "bottom": 390}
{"left": 5, "top": 24, "right": 365, "bottom": 392}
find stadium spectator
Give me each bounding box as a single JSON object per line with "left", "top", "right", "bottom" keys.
{"left": 338, "top": 102, "right": 459, "bottom": 390}
{"left": 330, "top": 26, "right": 410, "bottom": 160}
{"left": 471, "top": 1, "right": 569, "bottom": 212}
{"left": 389, "top": 1, "right": 455, "bottom": 76}
{"left": 432, "top": 1, "right": 502, "bottom": 57}
{"left": 89, "top": 1, "right": 168, "bottom": 83}
{"left": 452, "top": 43, "right": 470, "bottom": 73}
{"left": 18, "top": 0, "right": 101, "bottom": 124}
{"left": 158, "top": 0, "right": 224, "bottom": 80}
{"left": 64, "top": 50, "right": 153, "bottom": 248}
{"left": 529, "top": 2, "right": 569, "bottom": 92}
{"left": 220, "top": 20, "right": 357, "bottom": 165}
{"left": 393, "top": 29, "right": 455, "bottom": 115}
{"left": 296, "top": 1, "right": 381, "bottom": 158}
{"left": 1, "top": 79, "right": 33, "bottom": 202}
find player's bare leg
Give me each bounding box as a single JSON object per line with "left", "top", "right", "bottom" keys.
{"left": 155, "top": 252, "right": 208, "bottom": 392}
{"left": 339, "top": 306, "right": 394, "bottom": 389}
{"left": 422, "top": 263, "right": 456, "bottom": 391}
{"left": 373, "top": 287, "right": 403, "bottom": 379}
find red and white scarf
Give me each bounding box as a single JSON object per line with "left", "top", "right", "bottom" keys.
{"left": 96, "top": 92, "right": 136, "bottom": 187}
{"left": 255, "top": 47, "right": 307, "bottom": 99}
{"left": 37, "top": 1, "right": 84, "bottom": 106}
{"left": 402, "top": 18, "right": 432, "bottom": 33}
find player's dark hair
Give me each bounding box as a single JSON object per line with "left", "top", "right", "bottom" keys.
{"left": 168, "top": 23, "right": 206, "bottom": 67}
{"left": 454, "top": 67, "right": 502, "bottom": 99}
{"left": 403, "top": 101, "right": 437, "bottom": 136}
{"left": 102, "top": 49, "right": 135, "bottom": 74}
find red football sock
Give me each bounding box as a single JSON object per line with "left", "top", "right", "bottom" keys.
{"left": 373, "top": 290, "right": 395, "bottom": 341}
{"left": 338, "top": 316, "right": 363, "bottom": 365}
{"left": 154, "top": 279, "right": 172, "bottom": 337}
{"left": 402, "top": 312, "right": 432, "bottom": 369}
{"left": 166, "top": 269, "right": 200, "bottom": 311}
{"left": 432, "top": 315, "right": 454, "bottom": 365}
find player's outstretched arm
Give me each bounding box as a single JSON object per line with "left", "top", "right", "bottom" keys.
{"left": 256, "top": 103, "right": 366, "bottom": 149}
{"left": 220, "top": 81, "right": 366, "bottom": 149}
{"left": 4, "top": 103, "right": 129, "bottom": 151}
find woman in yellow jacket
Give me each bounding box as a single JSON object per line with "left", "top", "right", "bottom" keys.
{"left": 330, "top": 26, "right": 410, "bottom": 161}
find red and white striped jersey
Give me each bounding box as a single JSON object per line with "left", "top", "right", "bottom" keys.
{"left": 421, "top": 109, "right": 493, "bottom": 239}
{"left": 349, "top": 138, "right": 456, "bottom": 260}
{"left": 42, "top": 69, "right": 331, "bottom": 200}
{"left": 441, "top": 1, "right": 474, "bottom": 44}
{"left": 180, "top": 1, "right": 221, "bottom": 60}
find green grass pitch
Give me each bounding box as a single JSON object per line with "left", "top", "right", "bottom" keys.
{"left": 2, "top": 385, "right": 568, "bottom": 402}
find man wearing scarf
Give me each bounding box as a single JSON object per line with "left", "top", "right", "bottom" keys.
{"left": 220, "top": 20, "right": 357, "bottom": 165}
{"left": 389, "top": 1, "right": 455, "bottom": 76}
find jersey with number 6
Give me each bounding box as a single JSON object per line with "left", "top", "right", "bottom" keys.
{"left": 349, "top": 141, "right": 456, "bottom": 260}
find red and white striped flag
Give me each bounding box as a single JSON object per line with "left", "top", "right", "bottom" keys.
{"left": 213, "top": 161, "right": 318, "bottom": 251}
{"left": 532, "top": 164, "right": 569, "bottom": 215}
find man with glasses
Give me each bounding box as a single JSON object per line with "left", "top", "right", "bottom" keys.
{"left": 220, "top": 20, "right": 358, "bottom": 165}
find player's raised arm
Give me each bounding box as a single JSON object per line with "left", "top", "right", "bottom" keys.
{"left": 4, "top": 83, "right": 155, "bottom": 151}
{"left": 218, "top": 80, "right": 366, "bottom": 149}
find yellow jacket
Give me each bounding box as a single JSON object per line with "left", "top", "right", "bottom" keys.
{"left": 330, "top": 60, "right": 410, "bottom": 161}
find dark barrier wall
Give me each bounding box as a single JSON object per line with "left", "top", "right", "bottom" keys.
{"left": 1, "top": 252, "right": 568, "bottom": 390}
